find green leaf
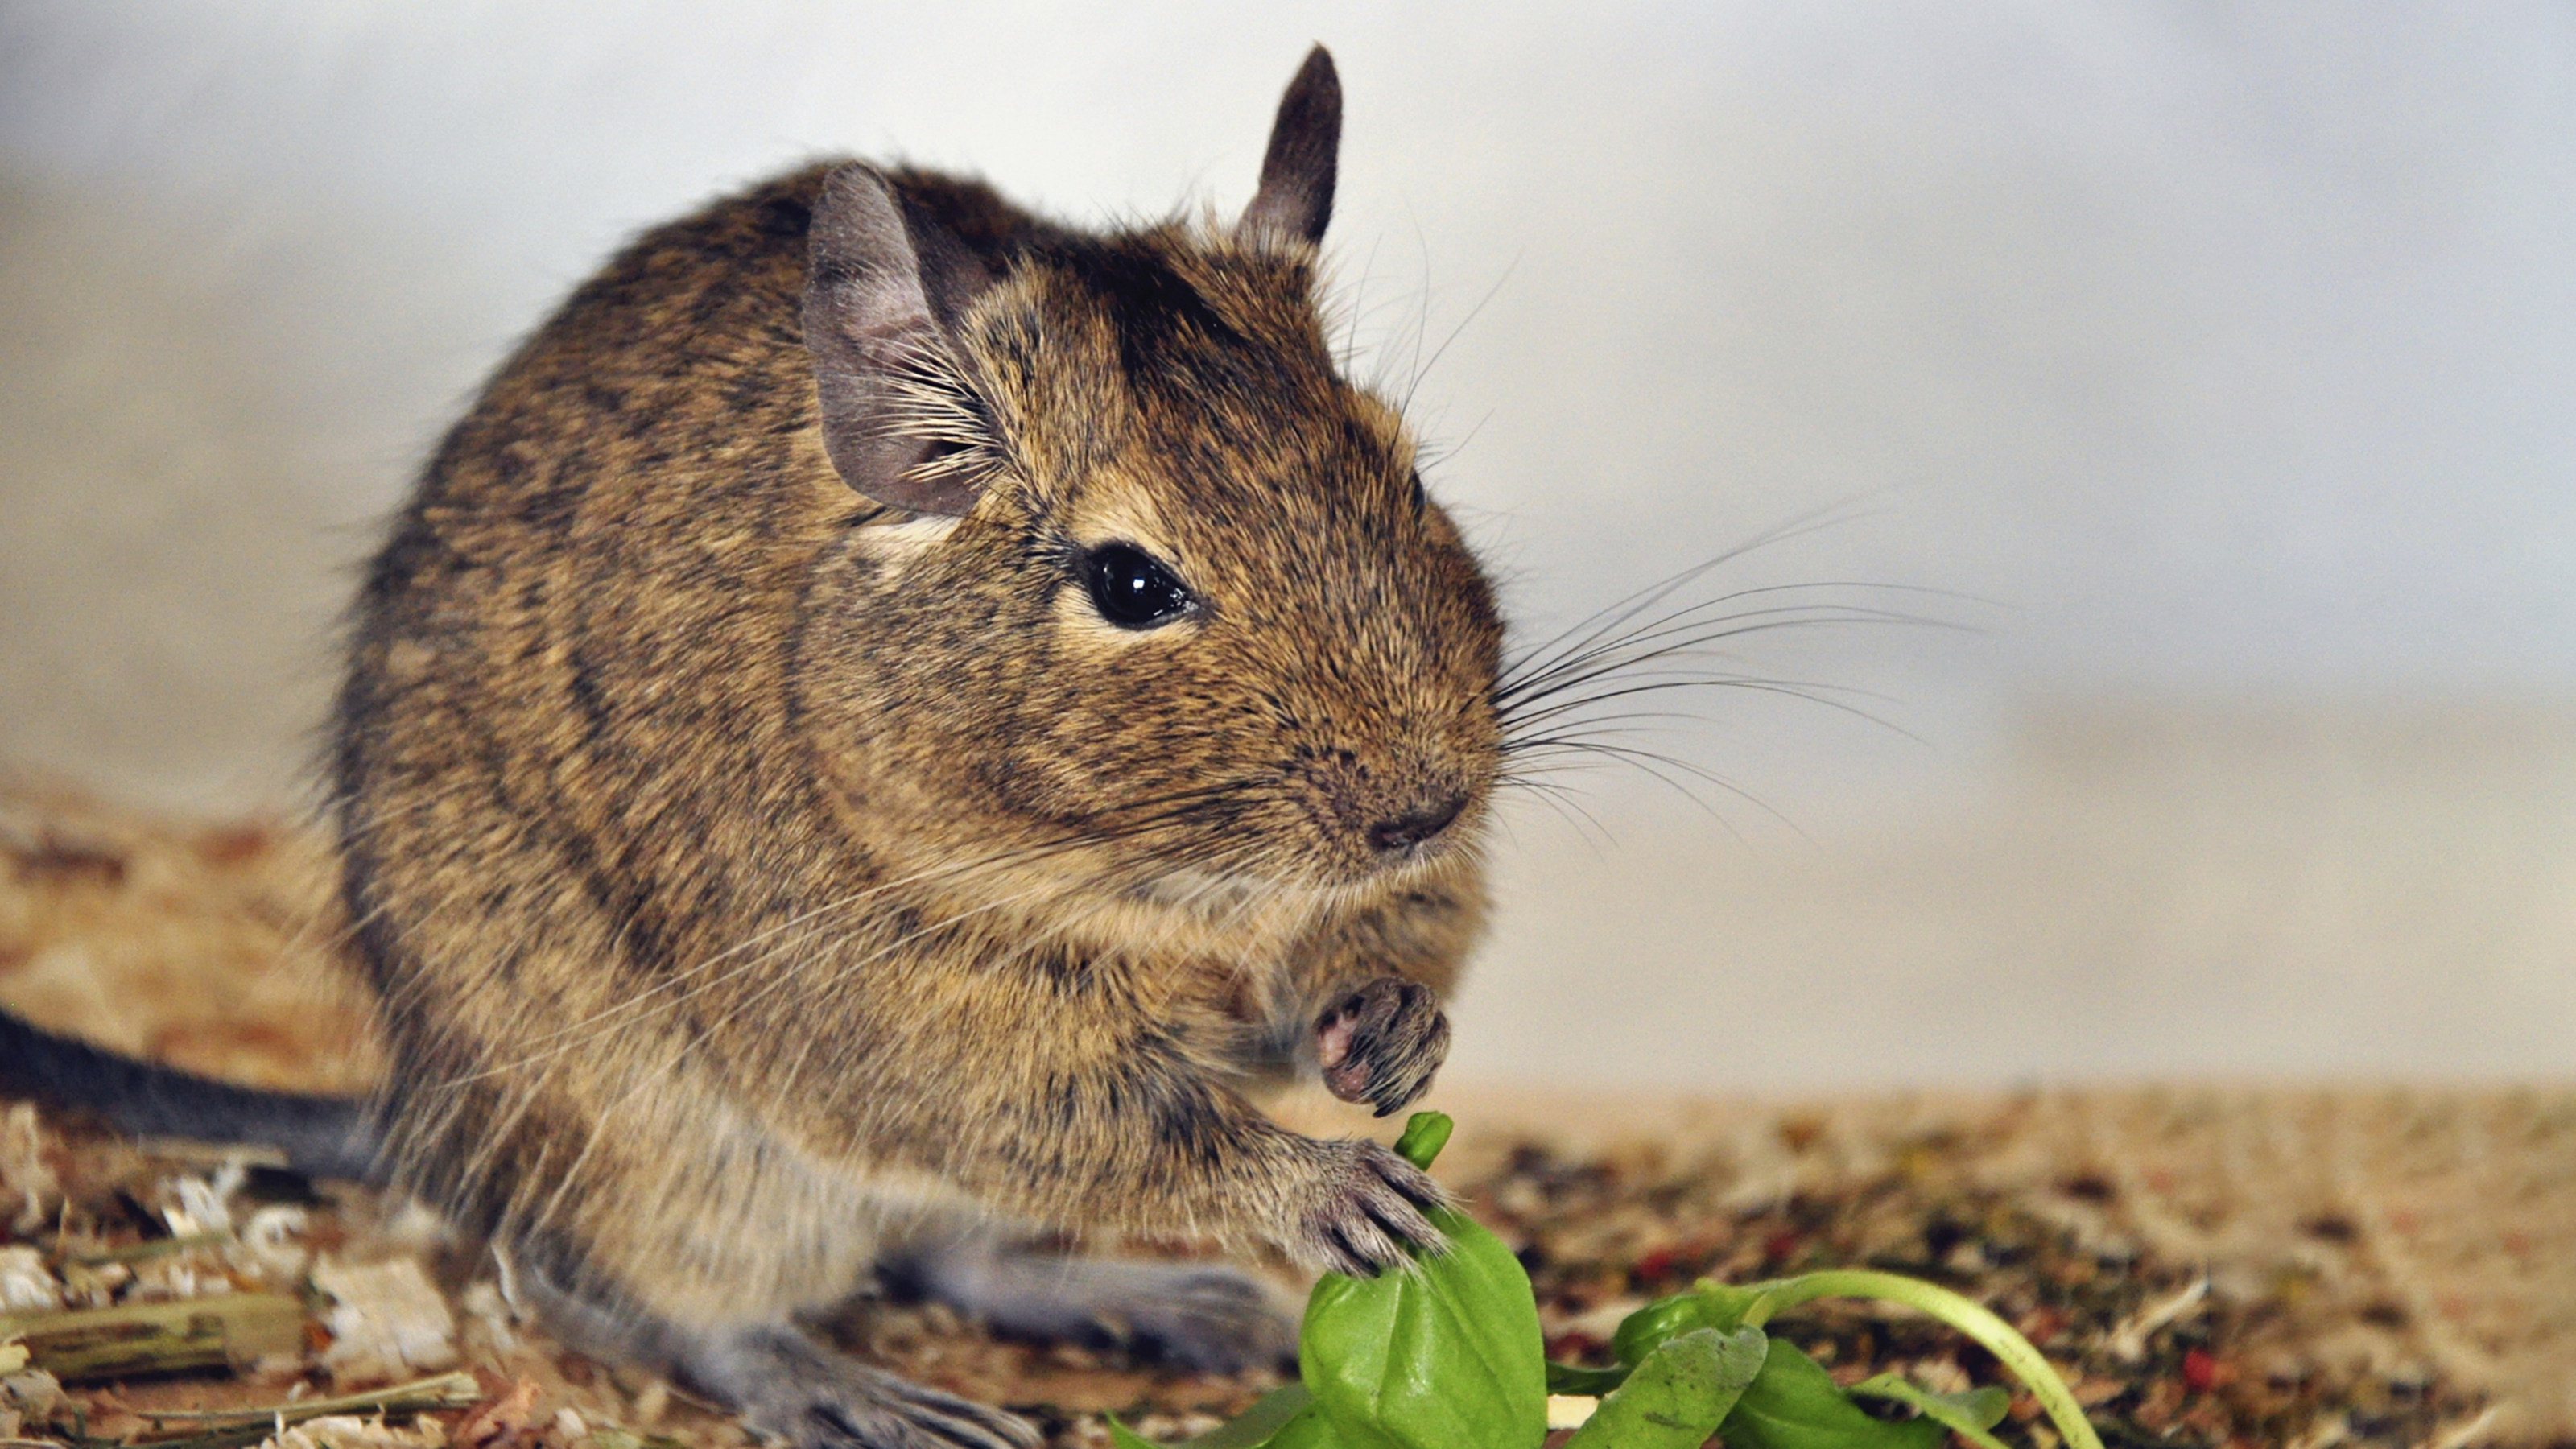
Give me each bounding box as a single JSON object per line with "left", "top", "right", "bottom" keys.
{"left": 1390, "top": 1112, "right": 1453, "bottom": 1170}
{"left": 1564, "top": 1326, "right": 1768, "bottom": 1449}
{"left": 1717, "top": 1339, "right": 1946, "bottom": 1449}
{"left": 1255, "top": 1405, "right": 1343, "bottom": 1449}
{"left": 1612, "top": 1281, "right": 1767, "bottom": 1365}
{"left": 1298, "top": 1113, "right": 1547, "bottom": 1449}
{"left": 1546, "top": 1362, "right": 1633, "bottom": 1395}
{"left": 1184, "top": 1386, "right": 1318, "bottom": 1448}
{"left": 1118, "top": 1402, "right": 1346, "bottom": 1449}
{"left": 1848, "top": 1376, "right": 2013, "bottom": 1449}
{"left": 1298, "top": 1205, "right": 1548, "bottom": 1449}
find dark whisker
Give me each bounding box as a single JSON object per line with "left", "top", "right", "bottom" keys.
{"left": 1508, "top": 676, "right": 1927, "bottom": 745}
{"left": 1492, "top": 771, "right": 1620, "bottom": 848}
{"left": 1499, "top": 587, "right": 1967, "bottom": 706}
{"left": 1498, "top": 591, "right": 1954, "bottom": 699}
{"left": 1498, "top": 609, "right": 1950, "bottom": 719}
{"left": 1334, "top": 233, "right": 1386, "bottom": 376}
{"left": 1505, "top": 739, "right": 1806, "bottom": 843}
{"left": 1494, "top": 501, "right": 1897, "bottom": 697}
{"left": 1504, "top": 667, "right": 1906, "bottom": 729}
{"left": 1496, "top": 707, "right": 1752, "bottom": 741}
{"left": 1504, "top": 623, "right": 1914, "bottom": 713}
{"left": 1402, "top": 253, "right": 1519, "bottom": 418}
{"left": 440, "top": 792, "right": 1268, "bottom": 1088}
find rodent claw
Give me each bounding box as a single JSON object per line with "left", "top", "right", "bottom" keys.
{"left": 694, "top": 1325, "right": 1038, "bottom": 1449}
{"left": 1290, "top": 1137, "right": 1448, "bottom": 1275}
{"left": 1315, "top": 976, "right": 1451, "bottom": 1116}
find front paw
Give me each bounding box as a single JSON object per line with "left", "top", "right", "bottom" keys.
{"left": 1283, "top": 1137, "right": 1448, "bottom": 1278}
{"left": 1315, "top": 977, "right": 1450, "bottom": 1116}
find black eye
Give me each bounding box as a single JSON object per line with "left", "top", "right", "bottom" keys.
{"left": 1083, "top": 543, "right": 1195, "bottom": 629}
{"left": 1408, "top": 470, "right": 1428, "bottom": 510}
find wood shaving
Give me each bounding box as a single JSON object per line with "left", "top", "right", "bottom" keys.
{"left": 313, "top": 1258, "right": 460, "bottom": 1385}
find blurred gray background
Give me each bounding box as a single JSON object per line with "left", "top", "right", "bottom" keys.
{"left": 3, "top": 2, "right": 2570, "bottom": 1089}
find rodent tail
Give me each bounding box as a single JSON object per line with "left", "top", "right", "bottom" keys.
{"left": 0, "top": 1009, "right": 382, "bottom": 1182}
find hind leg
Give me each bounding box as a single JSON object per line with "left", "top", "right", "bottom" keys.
{"left": 683, "top": 1323, "right": 1038, "bottom": 1449}
{"left": 507, "top": 1246, "right": 1038, "bottom": 1449}
{"left": 879, "top": 1227, "right": 1296, "bottom": 1375}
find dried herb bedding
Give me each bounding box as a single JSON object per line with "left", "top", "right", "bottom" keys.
{"left": 0, "top": 1102, "right": 2515, "bottom": 1449}
{"left": 1490, "top": 1135, "right": 2480, "bottom": 1448}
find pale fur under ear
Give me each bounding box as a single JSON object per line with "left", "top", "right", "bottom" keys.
{"left": 805, "top": 166, "right": 986, "bottom": 516}
{"left": 849, "top": 514, "right": 963, "bottom": 577}
{"left": 1242, "top": 47, "right": 1342, "bottom": 246}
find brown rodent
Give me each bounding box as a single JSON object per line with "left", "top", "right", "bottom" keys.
{"left": 332, "top": 46, "right": 1499, "bottom": 1449}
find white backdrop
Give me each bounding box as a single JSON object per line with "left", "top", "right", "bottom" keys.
{"left": 5, "top": 3, "right": 2571, "bottom": 1086}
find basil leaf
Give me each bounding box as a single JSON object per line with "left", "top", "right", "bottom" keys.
{"left": 1298, "top": 1113, "right": 1547, "bottom": 1449}
{"left": 1114, "top": 1397, "right": 1344, "bottom": 1449}
{"left": 1255, "top": 1405, "right": 1343, "bottom": 1448}
{"left": 1612, "top": 1281, "right": 1767, "bottom": 1365}
{"left": 1299, "top": 1202, "right": 1548, "bottom": 1449}
{"left": 1183, "top": 1385, "right": 1319, "bottom": 1448}
{"left": 1390, "top": 1112, "right": 1453, "bottom": 1170}
{"left": 1546, "top": 1362, "right": 1633, "bottom": 1395}
{"left": 1564, "top": 1326, "right": 1767, "bottom": 1449}
{"left": 1718, "top": 1339, "right": 1946, "bottom": 1449}
{"left": 1848, "top": 1375, "right": 2014, "bottom": 1449}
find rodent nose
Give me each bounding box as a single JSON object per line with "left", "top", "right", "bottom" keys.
{"left": 1366, "top": 792, "right": 1468, "bottom": 855}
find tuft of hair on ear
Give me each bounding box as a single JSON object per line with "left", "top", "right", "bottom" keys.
{"left": 881, "top": 343, "right": 1006, "bottom": 508}
{"left": 1242, "top": 45, "right": 1342, "bottom": 246}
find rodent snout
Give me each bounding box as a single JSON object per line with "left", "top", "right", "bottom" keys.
{"left": 1290, "top": 742, "right": 1488, "bottom": 877}
{"left": 1365, "top": 791, "right": 1469, "bottom": 856}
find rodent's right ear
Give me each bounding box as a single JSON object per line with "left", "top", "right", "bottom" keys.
{"left": 804, "top": 166, "right": 992, "bottom": 516}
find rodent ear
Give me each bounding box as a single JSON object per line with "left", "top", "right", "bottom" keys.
{"left": 1242, "top": 46, "right": 1341, "bottom": 246}
{"left": 805, "top": 165, "right": 992, "bottom": 516}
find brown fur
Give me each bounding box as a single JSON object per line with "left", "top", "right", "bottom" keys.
{"left": 330, "top": 51, "right": 1501, "bottom": 1437}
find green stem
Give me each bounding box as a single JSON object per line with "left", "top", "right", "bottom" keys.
{"left": 1738, "top": 1270, "right": 2103, "bottom": 1449}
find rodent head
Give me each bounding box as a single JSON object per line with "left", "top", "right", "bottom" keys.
{"left": 796, "top": 49, "right": 1503, "bottom": 903}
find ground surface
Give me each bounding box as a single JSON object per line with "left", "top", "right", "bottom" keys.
{"left": 2, "top": 775, "right": 2569, "bottom": 1447}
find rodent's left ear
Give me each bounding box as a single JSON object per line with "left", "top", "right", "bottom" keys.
{"left": 804, "top": 165, "right": 992, "bottom": 516}
{"left": 1241, "top": 46, "right": 1341, "bottom": 246}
